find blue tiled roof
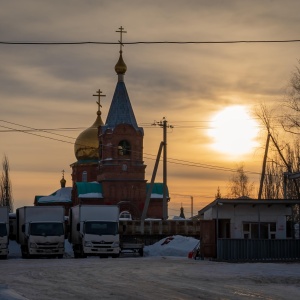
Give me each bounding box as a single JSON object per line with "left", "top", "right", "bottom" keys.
{"left": 103, "top": 81, "right": 143, "bottom": 135}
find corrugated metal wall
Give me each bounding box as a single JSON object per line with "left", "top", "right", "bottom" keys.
{"left": 217, "top": 239, "right": 300, "bottom": 261}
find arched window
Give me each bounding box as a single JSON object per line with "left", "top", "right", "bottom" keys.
{"left": 118, "top": 140, "right": 131, "bottom": 156}
{"left": 82, "top": 171, "right": 87, "bottom": 182}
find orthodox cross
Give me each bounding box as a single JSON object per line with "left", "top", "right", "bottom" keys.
{"left": 93, "top": 89, "right": 106, "bottom": 114}
{"left": 116, "top": 26, "right": 127, "bottom": 52}
{"left": 61, "top": 169, "right": 65, "bottom": 179}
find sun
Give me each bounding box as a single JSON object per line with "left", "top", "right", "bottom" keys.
{"left": 208, "top": 105, "right": 259, "bottom": 156}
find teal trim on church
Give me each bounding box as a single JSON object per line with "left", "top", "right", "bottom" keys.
{"left": 76, "top": 182, "right": 103, "bottom": 197}
{"left": 146, "top": 183, "right": 170, "bottom": 198}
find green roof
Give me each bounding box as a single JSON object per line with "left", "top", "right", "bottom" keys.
{"left": 146, "top": 183, "right": 169, "bottom": 197}
{"left": 76, "top": 182, "right": 103, "bottom": 197}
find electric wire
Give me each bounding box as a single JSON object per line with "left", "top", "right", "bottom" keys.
{"left": 1, "top": 39, "right": 300, "bottom": 45}
{"left": 0, "top": 119, "right": 261, "bottom": 176}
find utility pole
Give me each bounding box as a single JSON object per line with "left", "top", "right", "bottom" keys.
{"left": 141, "top": 142, "right": 164, "bottom": 220}
{"left": 258, "top": 133, "right": 270, "bottom": 199}
{"left": 153, "top": 117, "right": 173, "bottom": 220}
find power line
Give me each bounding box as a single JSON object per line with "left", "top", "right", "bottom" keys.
{"left": 0, "top": 119, "right": 261, "bottom": 176}
{"left": 0, "top": 119, "right": 77, "bottom": 141}
{"left": 1, "top": 39, "right": 300, "bottom": 45}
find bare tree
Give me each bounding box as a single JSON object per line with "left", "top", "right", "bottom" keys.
{"left": 256, "top": 103, "right": 300, "bottom": 199}
{"left": 215, "top": 186, "right": 222, "bottom": 199}
{"left": 262, "top": 157, "right": 284, "bottom": 199}
{"left": 0, "top": 155, "right": 13, "bottom": 212}
{"left": 227, "top": 164, "right": 254, "bottom": 198}
{"left": 281, "top": 59, "right": 300, "bottom": 135}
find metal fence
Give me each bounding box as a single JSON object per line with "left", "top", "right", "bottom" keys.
{"left": 217, "top": 239, "right": 300, "bottom": 261}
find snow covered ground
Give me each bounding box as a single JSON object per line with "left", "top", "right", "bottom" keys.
{"left": 1, "top": 236, "right": 300, "bottom": 300}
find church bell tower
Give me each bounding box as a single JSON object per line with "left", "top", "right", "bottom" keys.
{"left": 97, "top": 27, "right": 147, "bottom": 218}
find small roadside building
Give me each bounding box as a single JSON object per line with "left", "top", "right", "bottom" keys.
{"left": 197, "top": 198, "right": 300, "bottom": 261}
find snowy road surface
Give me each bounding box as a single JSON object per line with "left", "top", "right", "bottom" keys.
{"left": 1, "top": 257, "right": 300, "bottom": 299}
{"left": 1, "top": 239, "right": 299, "bottom": 300}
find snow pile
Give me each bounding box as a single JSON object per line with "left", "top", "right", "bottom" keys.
{"left": 38, "top": 187, "right": 72, "bottom": 203}
{"left": 144, "top": 235, "right": 199, "bottom": 257}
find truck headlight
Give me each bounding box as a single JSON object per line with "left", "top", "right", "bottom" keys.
{"left": 112, "top": 242, "right": 119, "bottom": 248}
{"left": 58, "top": 242, "right": 64, "bottom": 248}
{"left": 84, "top": 241, "right": 93, "bottom": 247}
{"left": 30, "top": 243, "right": 37, "bottom": 248}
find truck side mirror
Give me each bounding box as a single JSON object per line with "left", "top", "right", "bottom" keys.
{"left": 21, "top": 224, "right": 25, "bottom": 233}
{"left": 76, "top": 223, "right": 80, "bottom": 231}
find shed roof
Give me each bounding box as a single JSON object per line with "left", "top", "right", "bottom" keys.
{"left": 198, "top": 198, "right": 300, "bottom": 216}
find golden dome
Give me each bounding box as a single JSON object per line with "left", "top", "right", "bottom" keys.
{"left": 74, "top": 112, "right": 104, "bottom": 161}
{"left": 115, "top": 52, "right": 127, "bottom": 75}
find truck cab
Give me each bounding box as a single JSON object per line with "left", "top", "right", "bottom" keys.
{"left": 22, "top": 221, "right": 65, "bottom": 257}
{"left": 16, "top": 206, "right": 65, "bottom": 258}
{"left": 69, "top": 205, "right": 120, "bottom": 258}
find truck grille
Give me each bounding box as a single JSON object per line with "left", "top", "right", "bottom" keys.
{"left": 36, "top": 242, "right": 58, "bottom": 249}
{"left": 92, "top": 241, "right": 113, "bottom": 248}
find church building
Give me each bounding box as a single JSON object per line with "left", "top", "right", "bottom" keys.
{"left": 35, "top": 28, "right": 169, "bottom": 219}
{"left": 69, "top": 27, "right": 169, "bottom": 219}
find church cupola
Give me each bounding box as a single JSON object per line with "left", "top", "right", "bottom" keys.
{"left": 74, "top": 90, "right": 105, "bottom": 161}
{"left": 102, "top": 26, "right": 142, "bottom": 135}
{"left": 60, "top": 170, "right": 66, "bottom": 188}
{"left": 71, "top": 90, "right": 106, "bottom": 186}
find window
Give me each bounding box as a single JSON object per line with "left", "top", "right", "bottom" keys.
{"left": 0, "top": 223, "right": 7, "bottom": 237}
{"left": 30, "top": 223, "right": 64, "bottom": 236}
{"left": 82, "top": 171, "right": 87, "bottom": 182}
{"left": 84, "top": 221, "right": 118, "bottom": 235}
{"left": 118, "top": 140, "right": 131, "bottom": 156}
{"left": 242, "top": 222, "right": 276, "bottom": 239}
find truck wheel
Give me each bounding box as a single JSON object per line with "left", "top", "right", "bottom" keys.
{"left": 21, "top": 247, "right": 29, "bottom": 259}
{"left": 0, "top": 255, "right": 7, "bottom": 260}
{"left": 138, "top": 249, "right": 144, "bottom": 257}
{"left": 80, "top": 246, "right": 87, "bottom": 258}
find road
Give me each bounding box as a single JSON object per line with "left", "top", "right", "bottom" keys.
{"left": 1, "top": 255, "right": 300, "bottom": 300}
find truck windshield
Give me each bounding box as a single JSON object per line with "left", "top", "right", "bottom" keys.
{"left": 84, "top": 221, "right": 118, "bottom": 235}
{"left": 30, "top": 222, "right": 64, "bottom": 236}
{"left": 0, "top": 223, "right": 7, "bottom": 237}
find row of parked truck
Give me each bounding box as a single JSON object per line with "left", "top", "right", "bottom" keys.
{"left": 0, "top": 205, "right": 143, "bottom": 259}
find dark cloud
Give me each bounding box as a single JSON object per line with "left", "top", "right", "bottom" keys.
{"left": 1, "top": 0, "right": 299, "bottom": 209}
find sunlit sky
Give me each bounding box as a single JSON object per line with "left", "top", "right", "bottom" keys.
{"left": 1, "top": 0, "right": 299, "bottom": 218}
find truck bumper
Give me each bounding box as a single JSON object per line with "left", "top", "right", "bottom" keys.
{"left": 29, "top": 248, "right": 64, "bottom": 256}
{"left": 83, "top": 246, "right": 120, "bottom": 255}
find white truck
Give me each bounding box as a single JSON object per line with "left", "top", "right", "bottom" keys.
{"left": 0, "top": 206, "right": 9, "bottom": 259}
{"left": 16, "top": 206, "right": 65, "bottom": 258}
{"left": 68, "top": 205, "right": 120, "bottom": 258}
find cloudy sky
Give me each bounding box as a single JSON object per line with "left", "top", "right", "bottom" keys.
{"left": 1, "top": 0, "right": 299, "bottom": 217}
